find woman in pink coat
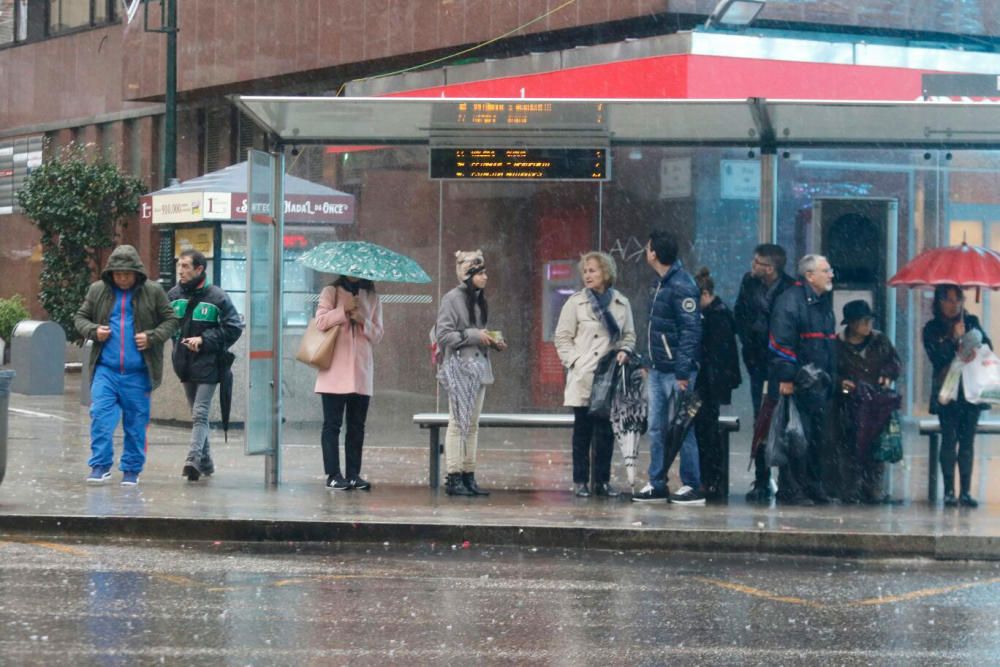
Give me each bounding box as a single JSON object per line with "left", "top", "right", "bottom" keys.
{"left": 314, "top": 275, "right": 384, "bottom": 490}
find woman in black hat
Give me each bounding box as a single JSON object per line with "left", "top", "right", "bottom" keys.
{"left": 836, "top": 300, "right": 901, "bottom": 504}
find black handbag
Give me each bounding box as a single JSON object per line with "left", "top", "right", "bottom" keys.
{"left": 588, "top": 351, "right": 620, "bottom": 419}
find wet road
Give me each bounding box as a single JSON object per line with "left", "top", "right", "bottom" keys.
{"left": 1, "top": 539, "right": 998, "bottom": 665}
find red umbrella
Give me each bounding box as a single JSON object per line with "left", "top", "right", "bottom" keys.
{"left": 888, "top": 242, "right": 1000, "bottom": 289}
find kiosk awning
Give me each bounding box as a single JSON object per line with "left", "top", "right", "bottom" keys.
{"left": 140, "top": 160, "right": 355, "bottom": 225}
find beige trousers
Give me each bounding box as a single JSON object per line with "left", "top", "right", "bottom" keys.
{"left": 444, "top": 387, "right": 486, "bottom": 474}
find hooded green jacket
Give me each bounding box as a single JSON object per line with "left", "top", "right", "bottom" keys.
{"left": 74, "top": 245, "right": 179, "bottom": 390}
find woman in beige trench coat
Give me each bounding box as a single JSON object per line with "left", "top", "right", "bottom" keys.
{"left": 554, "top": 251, "right": 636, "bottom": 498}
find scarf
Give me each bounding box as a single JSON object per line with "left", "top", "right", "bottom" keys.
{"left": 587, "top": 288, "right": 621, "bottom": 342}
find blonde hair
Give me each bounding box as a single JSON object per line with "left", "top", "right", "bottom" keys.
{"left": 579, "top": 251, "right": 617, "bottom": 288}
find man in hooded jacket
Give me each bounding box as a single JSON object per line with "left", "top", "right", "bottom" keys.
{"left": 75, "top": 245, "right": 179, "bottom": 485}
{"left": 168, "top": 249, "right": 243, "bottom": 481}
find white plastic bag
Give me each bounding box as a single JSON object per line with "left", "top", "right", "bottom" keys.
{"left": 938, "top": 358, "right": 964, "bottom": 406}
{"left": 961, "top": 344, "right": 1000, "bottom": 404}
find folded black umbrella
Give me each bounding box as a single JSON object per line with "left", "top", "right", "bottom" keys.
{"left": 661, "top": 388, "right": 702, "bottom": 486}
{"left": 218, "top": 350, "right": 236, "bottom": 442}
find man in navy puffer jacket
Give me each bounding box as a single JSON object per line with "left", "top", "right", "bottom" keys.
{"left": 632, "top": 230, "right": 704, "bottom": 505}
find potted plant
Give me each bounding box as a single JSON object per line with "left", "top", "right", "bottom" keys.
{"left": 0, "top": 295, "right": 30, "bottom": 365}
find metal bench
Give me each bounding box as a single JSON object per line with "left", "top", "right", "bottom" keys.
{"left": 413, "top": 412, "right": 740, "bottom": 491}
{"left": 919, "top": 417, "right": 1000, "bottom": 501}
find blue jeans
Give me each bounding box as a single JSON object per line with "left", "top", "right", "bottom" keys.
{"left": 88, "top": 364, "right": 152, "bottom": 473}
{"left": 647, "top": 369, "right": 701, "bottom": 492}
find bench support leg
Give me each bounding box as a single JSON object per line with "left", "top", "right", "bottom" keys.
{"left": 928, "top": 433, "right": 939, "bottom": 503}
{"left": 719, "top": 426, "right": 730, "bottom": 500}
{"left": 429, "top": 426, "right": 441, "bottom": 489}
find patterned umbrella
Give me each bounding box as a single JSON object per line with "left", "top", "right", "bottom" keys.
{"left": 610, "top": 359, "right": 647, "bottom": 488}
{"left": 297, "top": 241, "right": 432, "bottom": 283}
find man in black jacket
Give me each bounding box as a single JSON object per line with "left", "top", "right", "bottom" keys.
{"left": 632, "top": 230, "right": 704, "bottom": 505}
{"left": 168, "top": 250, "right": 244, "bottom": 481}
{"left": 734, "top": 243, "right": 794, "bottom": 502}
{"left": 768, "top": 254, "right": 836, "bottom": 505}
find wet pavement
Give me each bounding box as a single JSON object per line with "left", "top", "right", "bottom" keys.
{"left": 0, "top": 374, "right": 999, "bottom": 560}
{"left": 1, "top": 538, "right": 998, "bottom": 665}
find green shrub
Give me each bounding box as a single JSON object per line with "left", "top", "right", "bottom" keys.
{"left": 0, "top": 294, "right": 30, "bottom": 344}
{"left": 17, "top": 142, "right": 145, "bottom": 344}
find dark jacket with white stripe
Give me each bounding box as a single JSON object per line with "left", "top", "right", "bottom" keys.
{"left": 647, "top": 263, "right": 702, "bottom": 380}
{"left": 768, "top": 282, "right": 836, "bottom": 387}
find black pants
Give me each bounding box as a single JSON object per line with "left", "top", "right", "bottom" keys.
{"left": 694, "top": 398, "right": 724, "bottom": 495}
{"left": 571, "top": 407, "right": 614, "bottom": 485}
{"left": 748, "top": 367, "right": 771, "bottom": 489}
{"left": 320, "top": 393, "right": 371, "bottom": 479}
{"left": 778, "top": 398, "right": 828, "bottom": 501}
{"left": 836, "top": 401, "right": 885, "bottom": 502}
{"left": 938, "top": 400, "right": 980, "bottom": 495}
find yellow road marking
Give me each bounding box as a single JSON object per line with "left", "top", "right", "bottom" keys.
{"left": 691, "top": 576, "right": 825, "bottom": 608}
{"left": 853, "top": 577, "right": 1000, "bottom": 606}
{"left": 26, "top": 541, "right": 90, "bottom": 557}
{"left": 152, "top": 574, "right": 201, "bottom": 587}
{"left": 693, "top": 575, "right": 1000, "bottom": 609}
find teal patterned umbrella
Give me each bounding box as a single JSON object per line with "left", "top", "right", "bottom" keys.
{"left": 297, "top": 241, "right": 431, "bottom": 284}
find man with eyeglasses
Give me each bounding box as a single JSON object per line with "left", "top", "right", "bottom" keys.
{"left": 734, "top": 243, "right": 794, "bottom": 502}
{"left": 767, "top": 254, "right": 837, "bottom": 505}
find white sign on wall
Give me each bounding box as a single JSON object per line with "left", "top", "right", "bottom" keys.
{"left": 659, "top": 157, "right": 692, "bottom": 199}
{"left": 720, "top": 159, "right": 761, "bottom": 199}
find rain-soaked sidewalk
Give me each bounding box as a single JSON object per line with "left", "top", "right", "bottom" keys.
{"left": 1, "top": 374, "right": 998, "bottom": 560}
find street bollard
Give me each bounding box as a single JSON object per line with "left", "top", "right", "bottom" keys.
{"left": 0, "top": 369, "right": 15, "bottom": 486}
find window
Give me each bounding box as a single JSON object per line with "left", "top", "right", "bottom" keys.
{"left": 0, "top": 135, "right": 43, "bottom": 216}
{"left": 0, "top": 0, "right": 28, "bottom": 45}
{"left": 48, "top": 0, "right": 115, "bottom": 34}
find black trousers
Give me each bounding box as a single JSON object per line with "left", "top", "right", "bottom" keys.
{"left": 694, "top": 398, "right": 724, "bottom": 495}
{"left": 748, "top": 367, "right": 771, "bottom": 489}
{"left": 320, "top": 393, "right": 371, "bottom": 479}
{"left": 938, "top": 400, "right": 981, "bottom": 495}
{"left": 836, "top": 402, "right": 885, "bottom": 502}
{"left": 778, "top": 398, "right": 828, "bottom": 501}
{"left": 571, "top": 407, "right": 614, "bottom": 485}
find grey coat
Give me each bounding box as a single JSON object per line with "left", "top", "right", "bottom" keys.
{"left": 435, "top": 284, "right": 494, "bottom": 385}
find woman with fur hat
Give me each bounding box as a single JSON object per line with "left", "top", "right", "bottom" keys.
{"left": 435, "top": 250, "right": 507, "bottom": 496}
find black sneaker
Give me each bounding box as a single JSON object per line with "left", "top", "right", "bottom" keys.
{"left": 326, "top": 475, "right": 351, "bottom": 491}
{"left": 349, "top": 475, "right": 371, "bottom": 491}
{"left": 574, "top": 483, "right": 591, "bottom": 498}
{"left": 182, "top": 463, "right": 201, "bottom": 482}
{"left": 631, "top": 483, "right": 668, "bottom": 503}
{"left": 744, "top": 482, "right": 772, "bottom": 504}
{"left": 669, "top": 485, "right": 706, "bottom": 505}
{"left": 594, "top": 483, "right": 620, "bottom": 498}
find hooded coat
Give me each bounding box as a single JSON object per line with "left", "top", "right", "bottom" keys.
{"left": 74, "top": 245, "right": 179, "bottom": 390}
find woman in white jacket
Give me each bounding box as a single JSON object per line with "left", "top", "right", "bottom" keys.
{"left": 554, "top": 252, "right": 636, "bottom": 497}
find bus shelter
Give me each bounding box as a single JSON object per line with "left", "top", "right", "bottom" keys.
{"left": 233, "top": 96, "right": 1000, "bottom": 490}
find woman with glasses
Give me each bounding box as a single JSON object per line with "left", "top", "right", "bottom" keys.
{"left": 923, "top": 284, "right": 991, "bottom": 508}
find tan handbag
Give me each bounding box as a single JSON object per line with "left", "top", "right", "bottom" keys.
{"left": 296, "top": 289, "right": 340, "bottom": 369}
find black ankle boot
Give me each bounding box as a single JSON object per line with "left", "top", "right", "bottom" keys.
{"left": 461, "top": 472, "right": 490, "bottom": 496}
{"left": 959, "top": 493, "right": 979, "bottom": 508}
{"left": 445, "top": 472, "right": 474, "bottom": 496}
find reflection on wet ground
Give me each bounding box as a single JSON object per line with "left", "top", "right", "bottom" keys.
{"left": 1, "top": 374, "right": 998, "bottom": 543}
{"left": 0, "top": 538, "right": 998, "bottom": 664}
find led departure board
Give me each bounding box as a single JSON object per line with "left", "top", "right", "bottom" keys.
{"left": 431, "top": 101, "right": 606, "bottom": 129}
{"left": 430, "top": 147, "right": 609, "bottom": 181}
